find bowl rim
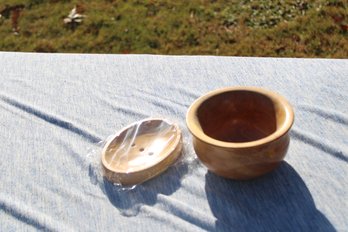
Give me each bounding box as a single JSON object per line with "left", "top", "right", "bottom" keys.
{"left": 186, "top": 86, "right": 294, "bottom": 149}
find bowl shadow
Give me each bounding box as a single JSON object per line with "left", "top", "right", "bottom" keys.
{"left": 205, "top": 162, "right": 335, "bottom": 231}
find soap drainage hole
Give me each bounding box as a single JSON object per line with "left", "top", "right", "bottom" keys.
{"left": 131, "top": 143, "right": 136, "bottom": 147}
{"left": 139, "top": 148, "right": 145, "bottom": 152}
{"left": 148, "top": 152, "right": 154, "bottom": 156}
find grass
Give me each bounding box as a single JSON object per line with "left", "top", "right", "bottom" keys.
{"left": 0, "top": 0, "right": 347, "bottom": 57}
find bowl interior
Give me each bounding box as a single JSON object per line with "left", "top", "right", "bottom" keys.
{"left": 196, "top": 90, "right": 286, "bottom": 143}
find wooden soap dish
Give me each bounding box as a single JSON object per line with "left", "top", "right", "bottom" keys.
{"left": 101, "top": 118, "right": 182, "bottom": 186}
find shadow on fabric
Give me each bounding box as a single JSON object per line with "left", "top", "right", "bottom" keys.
{"left": 103, "top": 161, "right": 189, "bottom": 216}
{"left": 205, "top": 162, "right": 335, "bottom": 232}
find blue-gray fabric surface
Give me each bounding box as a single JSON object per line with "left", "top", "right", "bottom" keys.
{"left": 0, "top": 52, "right": 347, "bottom": 232}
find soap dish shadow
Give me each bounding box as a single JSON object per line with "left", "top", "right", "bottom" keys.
{"left": 102, "top": 160, "right": 190, "bottom": 216}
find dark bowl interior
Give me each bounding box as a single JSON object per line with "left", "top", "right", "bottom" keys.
{"left": 197, "top": 90, "right": 283, "bottom": 143}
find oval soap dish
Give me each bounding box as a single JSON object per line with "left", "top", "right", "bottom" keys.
{"left": 101, "top": 118, "right": 182, "bottom": 186}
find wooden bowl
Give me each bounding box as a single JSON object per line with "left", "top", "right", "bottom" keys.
{"left": 101, "top": 119, "right": 182, "bottom": 186}
{"left": 186, "top": 87, "right": 294, "bottom": 180}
